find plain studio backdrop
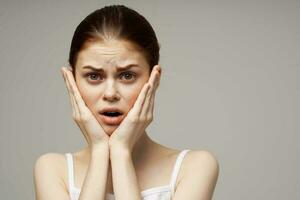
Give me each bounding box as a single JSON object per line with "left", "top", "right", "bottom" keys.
{"left": 0, "top": 0, "right": 299, "bottom": 199}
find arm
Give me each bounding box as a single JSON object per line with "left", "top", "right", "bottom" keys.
{"left": 34, "top": 145, "right": 110, "bottom": 200}
{"left": 110, "top": 147, "right": 142, "bottom": 200}
{"left": 62, "top": 66, "right": 111, "bottom": 199}
{"left": 78, "top": 145, "right": 110, "bottom": 200}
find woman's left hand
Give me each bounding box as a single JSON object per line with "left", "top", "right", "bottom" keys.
{"left": 109, "top": 64, "right": 162, "bottom": 154}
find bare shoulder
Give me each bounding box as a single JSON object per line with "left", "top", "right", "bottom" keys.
{"left": 173, "top": 149, "right": 220, "bottom": 200}
{"left": 34, "top": 152, "right": 67, "bottom": 176}
{"left": 35, "top": 152, "right": 66, "bottom": 165}
{"left": 34, "top": 152, "right": 68, "bottom": 183}
{"left": 34, "top": 152, "right": 70, "bottom": 199}
{"left": 184, "top": 149, "right": 219, "bottom": 172}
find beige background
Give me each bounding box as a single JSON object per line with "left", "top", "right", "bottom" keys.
{"left": 0, "top": 0, "right": 299, "bottom": 199}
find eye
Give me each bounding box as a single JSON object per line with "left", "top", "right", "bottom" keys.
{"left": 85, "top": 73, "right": 102, "bottom": 81}
{"left": 119, "top": 72, "right": 136, "bottom": 81}
{"left": 84, "top": 72, "right": 137, "bottom": 83}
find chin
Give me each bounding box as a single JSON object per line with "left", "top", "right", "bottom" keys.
{"left": 95, "top": 115, "right": 122, "bottom": 136}
{"left": 102, "top": 124, "right": 119, "bottom": 136}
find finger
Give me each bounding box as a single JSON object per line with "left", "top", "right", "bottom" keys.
{"left": 77, "top": 121, "right": 91, "bottom": 145}
{"left": 64, "top": 67, "right": 88, "bottom": 116}
{"left": 149, "top": 87, "right": 156, "bottom": 118}
{"left": 157, "top": 64, "right": 162, "bottom": 74}
{"left": 118, "top": 65, "right": 161, "bottom": 120}
{"left": 66, "top": 74, "right": 90, "bottom": 143}
{"left": 155, "top": 65, "right": 162, "bottom": 89}
{"left": 148, "top": 65, "right": 159, "bottom": 86}
{"left": 150, "top": 66, "right": 161, "bottom": 115}
{"left": 140, "top": 66, "right": 160, "bottom": 115}
{"left": 148, "top": 70, "right": 161, "bottom": 115}
{"left": 128, "top": 83, "right": 150, "bottom": 117}
{"left": 63, "top": 67, "right": 90, "bottom": 144}
{"left": 62, "top": 67, "right": 79, "bottom": 119}
{"left": 70, "top": 91, "right": 90, "bottom": 143}
{"left": 63, "top": 68, "right": 79, "bottom": 117}
{"left": 141, "top": 84, "right": 155, "bottom": 118}
{"left": 141, "top": 67, "right": 160, "bottom": 116}
{"left": 156, "top": 65, "right": 162, "bottom": 89}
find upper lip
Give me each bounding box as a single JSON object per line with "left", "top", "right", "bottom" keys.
{"left": 99, "top": 108, "right": 124, "bottom": 115}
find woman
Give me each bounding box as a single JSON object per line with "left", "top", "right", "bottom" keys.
{"left": 34, "top": 5, "right": 219, "bottom": 200}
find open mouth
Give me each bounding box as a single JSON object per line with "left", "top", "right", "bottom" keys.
{"left": 99, "top": 111, "right": 124, "bottom": 125}
{"left": 101, "top": 111, "right": 122, "bottom": 117}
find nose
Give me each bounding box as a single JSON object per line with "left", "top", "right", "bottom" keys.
{"left": 102, "top": 80, "right": 120, "bottom": 102}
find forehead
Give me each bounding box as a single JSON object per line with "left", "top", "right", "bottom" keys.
{"left": 76, "top": 39, "right": 148, "bottom": 69}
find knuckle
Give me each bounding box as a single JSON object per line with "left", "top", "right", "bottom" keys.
{"left": 129, "top": 116, "right": 139, "bottom": 123}
{"left": 140, "top": 117, "right": 147, "bottom": 122}
{"left": 73, "top": 116, "right": 79, "bottom": 122}
{"left": 147, "top": 115, "right": 153, "bottom": 121}
{"left": 80, "top": 115, "right": 90, "bottom": 122}
{"left": 146, "top": 116, "right": 153, "bottom": 122}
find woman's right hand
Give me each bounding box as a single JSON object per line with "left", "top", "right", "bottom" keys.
{"left": 61, "top": 66, "right": 109, "bottom": 149}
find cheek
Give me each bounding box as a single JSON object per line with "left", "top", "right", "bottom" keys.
{"left": 126, "top": 75, "right": 149, "bottom": 107}
{"left": 126, "top": 83, "right": 146, "bottom": 108}
{"left": 75, "top": 73, "right": 96, "bottom": 105}
{"left": 76, "top": 82, "right": 95, "bottom": 108}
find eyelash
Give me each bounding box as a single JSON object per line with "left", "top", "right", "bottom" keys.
{"left": 85, "top": 72, "right": 137, "bottom": 82}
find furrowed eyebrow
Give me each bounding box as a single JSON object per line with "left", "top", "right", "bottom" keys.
{"left": 82, "top": 64, "right": 139, "bottom": 72}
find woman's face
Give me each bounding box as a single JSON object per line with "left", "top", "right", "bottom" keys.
{"left": 74, "top": 39, "right": 150, "bottom": 135}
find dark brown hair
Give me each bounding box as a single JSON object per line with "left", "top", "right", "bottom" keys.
{"left": 68, "top": 5, "right": 160, "bottom": 77}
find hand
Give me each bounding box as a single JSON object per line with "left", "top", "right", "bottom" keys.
{"left": 109, "top": 64, "right": 162, "bottom": 153}
{"left": 61, "top": 66, "right": 109, "bottom": 148}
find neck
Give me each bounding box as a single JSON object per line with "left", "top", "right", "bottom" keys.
{"left": 131, "top": 130, "right": 157, "bottom": 164}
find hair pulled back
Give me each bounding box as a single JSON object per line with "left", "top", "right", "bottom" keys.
{"left": 68, "top": 5, "right": 160, "bottom": 76}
